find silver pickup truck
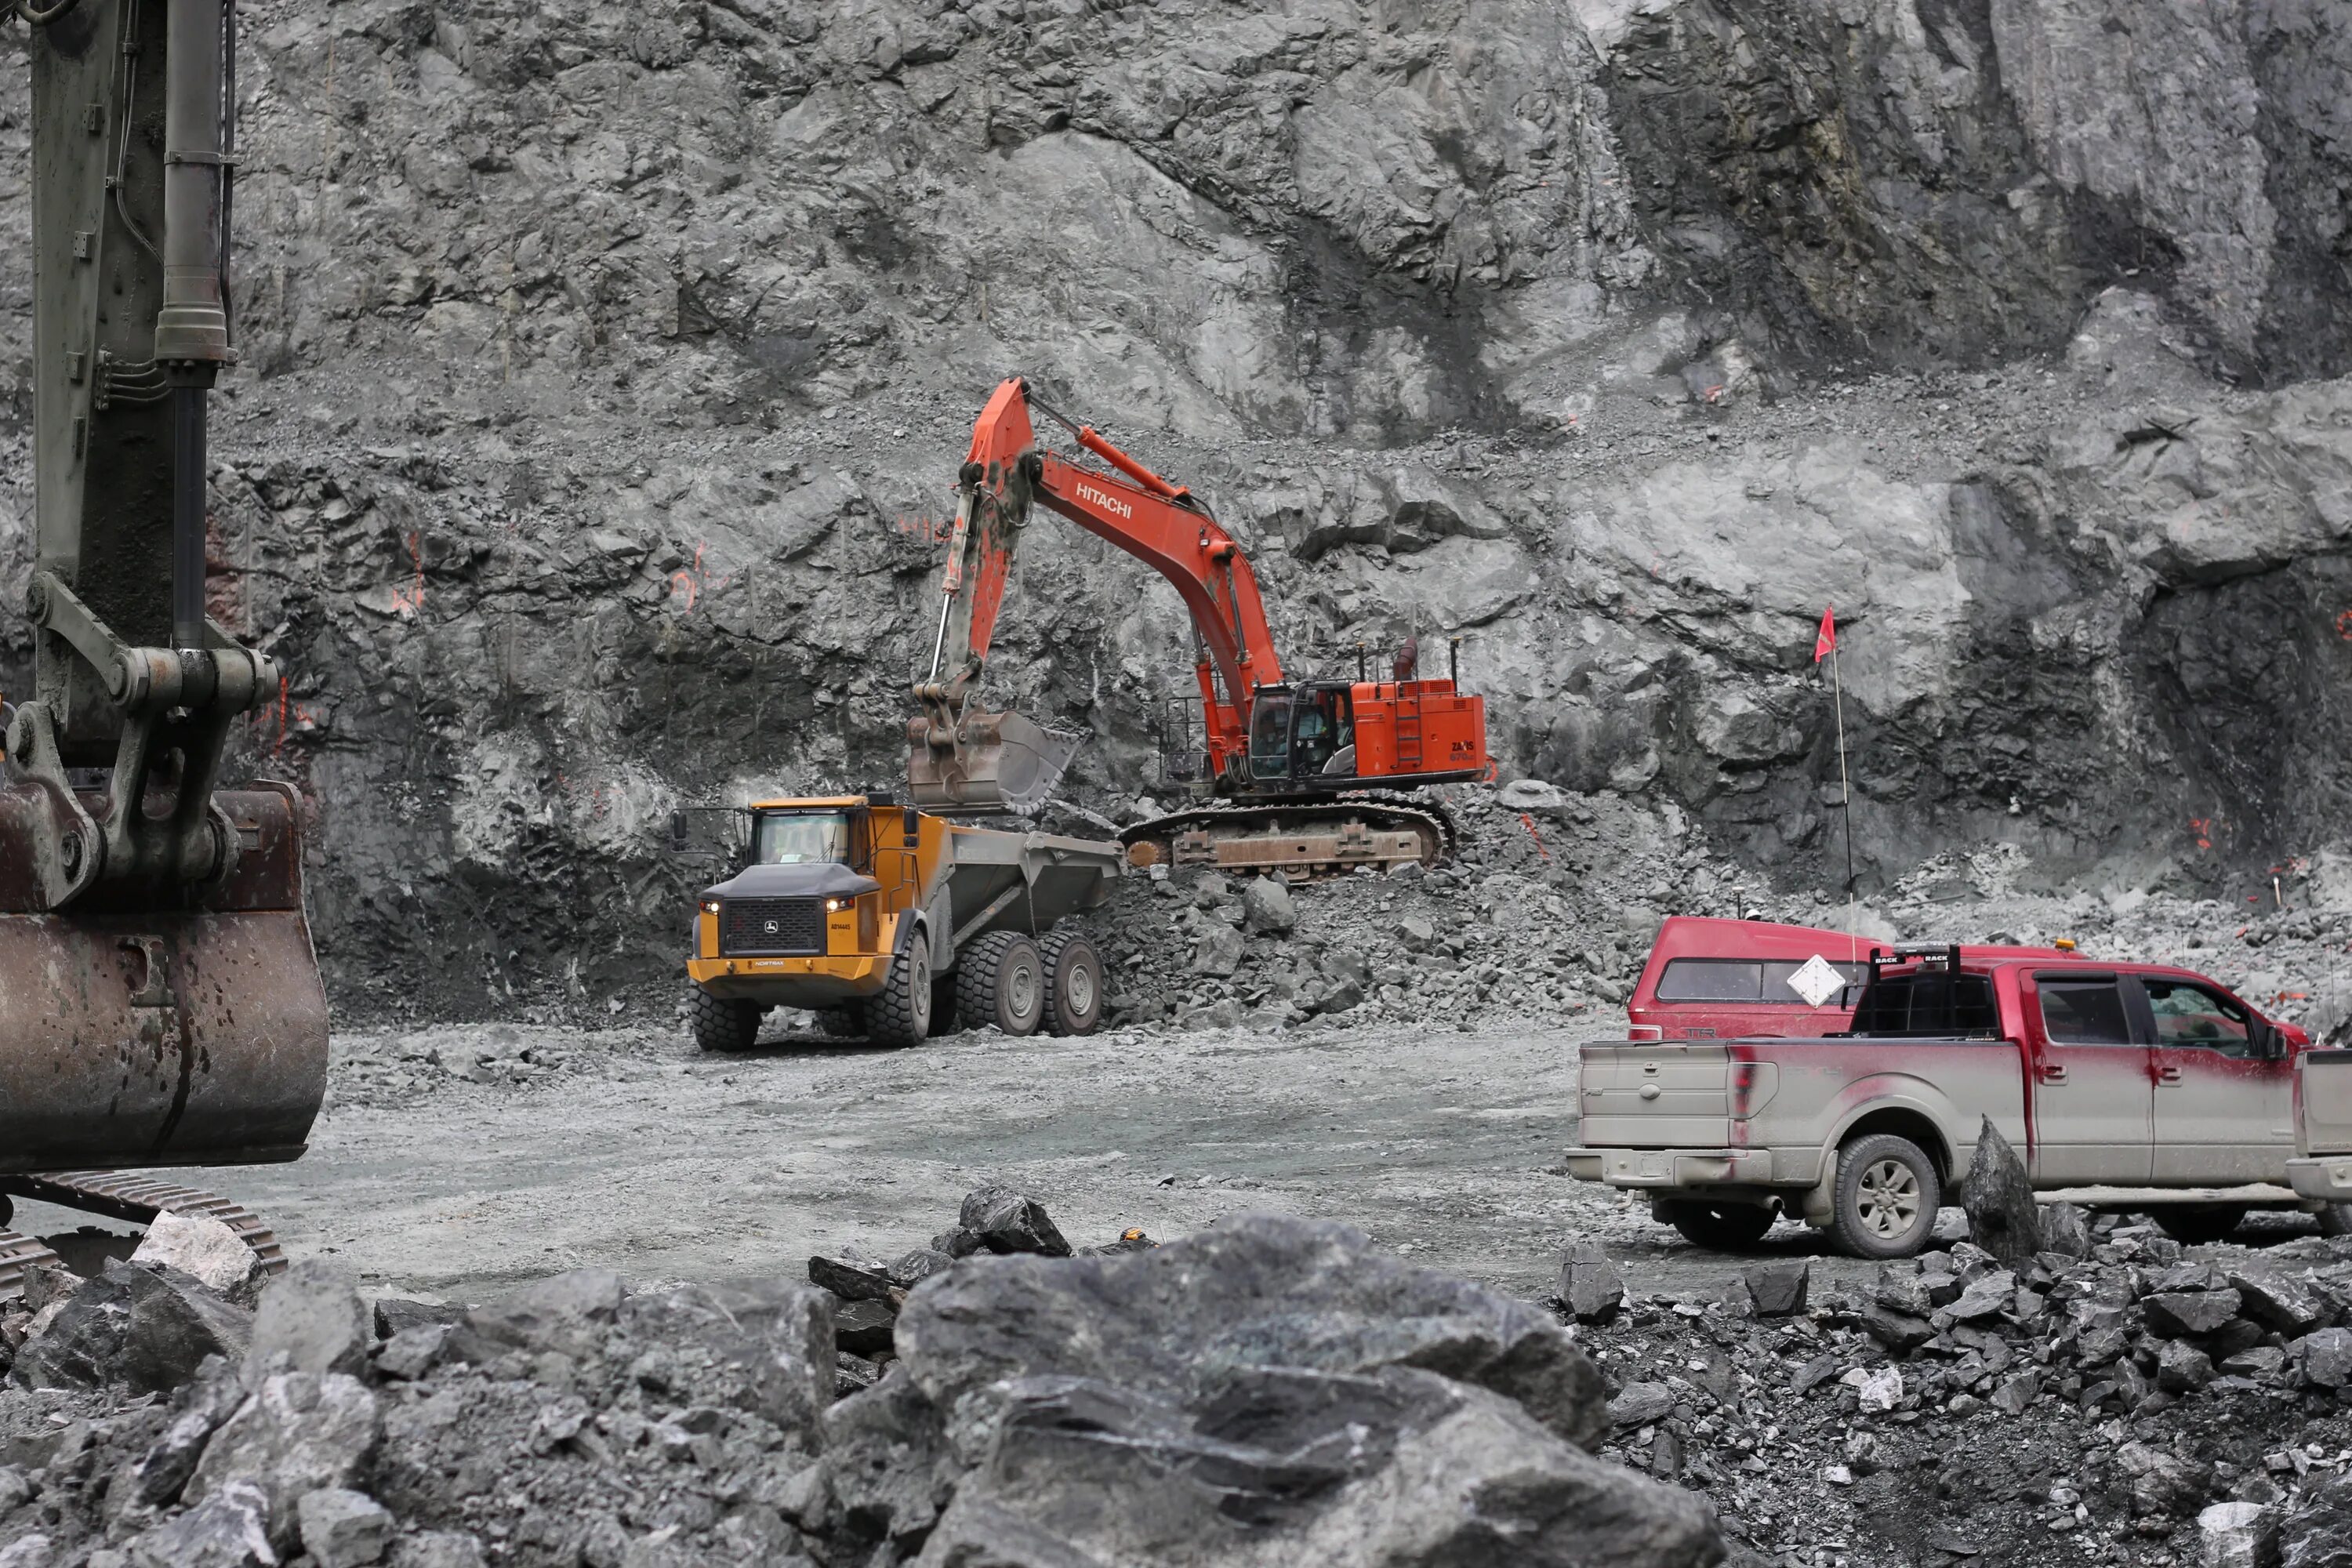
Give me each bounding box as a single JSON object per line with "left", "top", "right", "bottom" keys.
{"left": 1566, "top": 945, "right": 2346, "bottom": 1258}
{"left": 2288, "top": 1048, "right": 2352, "bottom": 1209}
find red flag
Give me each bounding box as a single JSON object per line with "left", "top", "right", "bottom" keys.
{"left": 1813, "top": 604, "right": 1837, "bottom": 663}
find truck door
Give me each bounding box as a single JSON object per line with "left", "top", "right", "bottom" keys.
{"left": 2026, "top": 973, "right": 2154, "bottom": 1183}
{"left": 2132, "top": 976, "right": 2292, "bottom": 1183}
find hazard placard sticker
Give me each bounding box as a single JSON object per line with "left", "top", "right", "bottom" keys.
{"left": 1788, "top": 954, "right": 1848, "bottom": 1008}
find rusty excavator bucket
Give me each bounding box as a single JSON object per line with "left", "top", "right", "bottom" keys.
{"left": 1, "top": 0, "right": 328, "bottom": 1209}
{"left": 906, "top": 704, "right": 1080, "bottom": 815}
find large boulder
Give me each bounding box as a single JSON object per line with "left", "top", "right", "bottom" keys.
{"left": 130, "top": 1214, "right": 259, "bottom": 1297}
{"left": 1959, "top": 1118, "right": 2042, "bottom": 1264}
{"left": 868, "top": 1215, "right": 1720, "bottom": 1566}
{"left": 449, "top": 1267, "right": 626, "bottom": 1363}
{"left": 187, "top": 1372, "right": 383, "bottom": 1549}
{"left": 247, "top": 1261, "right": 372, "bottom": 1380}
{"left": 606, "top": 1279, "right": 834, "bottom": 1451}
{"left": 9, "top": 1262, "right": 252, "bottom": 1395}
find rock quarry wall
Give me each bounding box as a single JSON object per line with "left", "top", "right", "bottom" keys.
{"left": 1, "top": 0, "right": 2347, "bottom": 1015}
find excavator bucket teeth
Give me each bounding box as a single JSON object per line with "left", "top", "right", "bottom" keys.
{"left": 0, "top": 782, "right": 328, "bottom": 1174}
{"left": 909, "top": 710, "right": 1080, "bottom": 815}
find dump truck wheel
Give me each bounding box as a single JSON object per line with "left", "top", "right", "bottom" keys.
{"left": 956, "top": 931, "right": 1045, "bottom": 1036}
{"left": 1662, "top": 1200, "right": 1774, "bottom": 1253}
{"left": 689, "top": 989, "right": 761, "bottom": 1052}
{"left": 929, "top": 971, "right": 960, "bottom": 1035}
{"left": 2154, "top": 1204, "right": 2249, "bottom": 1245}
{"left": 1828, "top": 1132, "right": 1940, "bottom": 1258}
{"left": 815, "top": 1003, "right": 866, "bottom": 1039}
{"left": 867, "top": 931, "right": 934, "bottom": 1047}
{"left": 1039, "top": 931, "right": 1103, "bottom": 1036}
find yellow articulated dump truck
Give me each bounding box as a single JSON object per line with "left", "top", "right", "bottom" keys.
{"left": 680, "top": 793, "right": 1123, "bottom": 1051}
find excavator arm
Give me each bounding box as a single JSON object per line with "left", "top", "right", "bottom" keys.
{"left": 912, "top": 378, "right": 1285, "bottom": 808}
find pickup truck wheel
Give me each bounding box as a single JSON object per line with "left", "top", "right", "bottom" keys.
{"left": 866, "top": 931, "right": 934, "bottom": 1048}
{"left": 2153, "top": 1204, "right": 2249, "bottom": 1245}
{"left": 1663, "top": 1200, "right": 1775, "bottom": 1252}
{"left": 1831, "top": 1133, "right": 1940, "bottom": 1258}
{"left": 956, "top": 931, "right": 1046, "bottom": 1036}
{"left": 689, "top": 989, "right": 761, "bottom": 1053}
{"left": 1039, "top": 931, "right": 1104, "bottom": 1036}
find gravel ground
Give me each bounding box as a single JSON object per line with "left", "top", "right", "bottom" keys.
{"left": 8, "top": 1014, "right": 1807, "bottom": 1309}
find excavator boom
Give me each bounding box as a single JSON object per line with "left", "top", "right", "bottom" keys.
{"left": 2, "top": 0, "right": 327, "bottom": 1269}
{"left": 911, "top": 380, "right": 1490, "bottom": 873}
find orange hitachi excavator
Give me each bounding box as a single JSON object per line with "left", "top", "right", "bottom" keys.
{"left": 909, "top": 378, "right": 1490, "bottom": 875}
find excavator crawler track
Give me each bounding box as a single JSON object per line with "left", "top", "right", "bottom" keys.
{"left": 1120, "top": 792, "right": 1457, "bottom": 880}
{"left": 0, "top": 1171, "right": 286, "bottom": 1302}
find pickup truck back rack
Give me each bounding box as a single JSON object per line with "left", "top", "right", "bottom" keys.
{"left": 1842, "top": 944, "right": 1999, "bottom": 1039}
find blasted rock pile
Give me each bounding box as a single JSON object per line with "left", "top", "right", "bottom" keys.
{"left": 1559, "top": 1208, "right": 2352, "bottom": 1565}
{"left": 0, "top": 1193, "right": 1719, "bottom": 1568}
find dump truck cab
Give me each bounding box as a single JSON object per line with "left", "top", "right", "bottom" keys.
{"left": 681, "top": 794, "right": 1123, "bottom": 1051}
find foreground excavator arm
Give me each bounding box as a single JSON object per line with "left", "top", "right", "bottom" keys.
{"left": 912, "top": 378, "right": 1282, "bottom": 805}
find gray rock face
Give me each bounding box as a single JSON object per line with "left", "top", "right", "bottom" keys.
{"left": 452, "top": 1268, "right": 626, "bottom": 1363}
{"left": 0, "top": 0, "right": 2340, "bottom": 1019}
{"left": 2038, "top": 1203, "right": 2095, "bottom": 1261}
{"left": 2283, "top": 1472, "right": 2352, "bottom": 1568}
{"left": 2143, "top": 1289, "right": 2245, "bottom": 1338}
{"left": 1961, "top": 1119, "right": 2042, "bottom": 1265}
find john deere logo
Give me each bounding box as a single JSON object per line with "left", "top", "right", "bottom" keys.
{"left": 764, "top": 920, "right": 780, "bottom": 935}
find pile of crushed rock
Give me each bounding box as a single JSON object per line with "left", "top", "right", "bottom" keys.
{"left": 0, "top": 1191, "right": 1717, "bottom": 1568}
{"left": 1556, "top": 1138, "right": 2352, "bottom": 1566}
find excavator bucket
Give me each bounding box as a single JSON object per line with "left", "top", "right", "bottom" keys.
{"left": 907, "top": 709, "right": 1080, "bottom": 815}
{"left": 0, "top": 781, "right": 328, "bottom": 1174}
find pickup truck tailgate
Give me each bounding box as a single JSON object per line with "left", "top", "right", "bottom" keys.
{"left": 1580, "top": 1041, "right": 1731, "bottom": 1146}
{"left": 2289, "top": 1049, "right": 2352, "bottom": 1204}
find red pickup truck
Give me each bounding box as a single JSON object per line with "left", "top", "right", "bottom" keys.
{"left": 1625, "top": 916, "right": 2084, "bottom": 1041}
{"left": 1571, "top": 944, "right": 2334, "bottom": 1257}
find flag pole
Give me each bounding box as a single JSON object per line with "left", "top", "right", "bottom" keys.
{"left": 1832, "top": 638, "right": 1856, "bottom": 949}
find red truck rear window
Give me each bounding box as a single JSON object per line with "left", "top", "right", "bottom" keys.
{"left": 1657, "top": 957, "right": 1864, "bottom": 1005}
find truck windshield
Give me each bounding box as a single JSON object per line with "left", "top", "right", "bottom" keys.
{"left": 753, "top": 812, "right": 850, "bottom": 866}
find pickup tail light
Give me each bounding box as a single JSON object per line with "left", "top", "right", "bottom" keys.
{"left": 1730, "top": 1062, "right": 1779, "bottom": 1120}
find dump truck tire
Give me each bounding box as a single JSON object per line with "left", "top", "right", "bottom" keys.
{"left": 815, "top": 1003, "right": 866, "bottom": 1039}
{"left": 690, "top": 989, "right": 761, "bottom": 1052}
{"left": 956, "top": 931, "right": 1045, "bottom": 1036}
{"left": 1039, "top": 931, "right": 1103, "bottom": 1036}
{"left": 1828, "top": 1132, "right": 1940, "bottom": 1259}
{"left": 929, "top": 971, "right": 960, "bottom": 1035}
{"left": 1661, "top": 1200, "right": 1774, "bottom": 1252}
{"left": 868, "top": 931, "right": 934, "bottom": 1047}
{"left": 2154, "top": 1204, "right": 2249, "bottom": 1245}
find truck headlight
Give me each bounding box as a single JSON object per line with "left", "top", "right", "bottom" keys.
{"left": 700, "top": 900, "right": 721, "bottom": 914}
{"left": 823, "top": 896, "right": 852, "bottom": 913}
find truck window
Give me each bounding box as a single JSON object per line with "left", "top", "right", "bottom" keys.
{"left": 1657, "top": 958, "right": 1864, "bottom": 1004}
{"left": 2142, "top": 978, "right": 2255, "bottom": 1057}
{"left": 1657, "top": 960, "right": 1762, "bottom": 1001}
{"left": 1848, "top": 971, "right": 1997, "bottom": 1036}
{"left": 2038, "top": 978, "right": 2133, "bottom": 1044}
{"left": 753, "top": 812, "right": 851, "bottom": 866}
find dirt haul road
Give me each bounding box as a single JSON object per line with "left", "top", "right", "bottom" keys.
{"left": 12, "top": 1019, "right": 1850, "bottom": 1305}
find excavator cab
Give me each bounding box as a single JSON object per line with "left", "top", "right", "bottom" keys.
{"left": 1247, "top": 684, "right": 1358, "bottom": 786}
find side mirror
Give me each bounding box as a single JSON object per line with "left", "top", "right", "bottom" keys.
{"left": 903, "top": 804, "right": 920, "bottom": 840}
{"left": 2268, "top": 1023, "right": 2291, "bottom": 1061}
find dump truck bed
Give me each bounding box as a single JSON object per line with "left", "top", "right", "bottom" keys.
{"left": 939, "top": 822, "right": 1122, "bottom": 950}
